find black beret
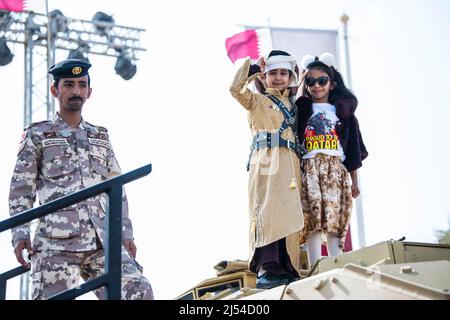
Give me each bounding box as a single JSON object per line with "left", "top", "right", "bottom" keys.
{"left": 48, "top": 59, "right": 91, "bottom": 80}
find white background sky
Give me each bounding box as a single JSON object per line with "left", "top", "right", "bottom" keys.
{"left": 1, "top": 0, "right": 450, "bottom": 300}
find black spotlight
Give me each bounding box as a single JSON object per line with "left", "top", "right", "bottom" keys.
{"left": 0, "top": 11, "right": 13, "bottom": 31}
{"left": 115, "top": 53, "right": 137, "bottom": 80}
{"left": 0, "top": 37, "right": 13, "bottom": 66}
{"left": 49, "top": 9, "right": 67, "bottom": 33}
{"left": 67, "top": 48, "right": 89, "bottom": 62}
{"left": 92, "top": 12, "right": 114, "bottom": 36}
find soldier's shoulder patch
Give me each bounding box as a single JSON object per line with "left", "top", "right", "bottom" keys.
{"left": 24, "top": 120, "right": 51, "bottom": 131}
{"left": 17, "top": 130, "right": 29, "bottom": 155}
{"left": 17, "top": 140, "right": 26, "bottom": 156}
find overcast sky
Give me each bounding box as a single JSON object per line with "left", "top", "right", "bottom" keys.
{"left": 1, "top": 0, "right": 450, "bottom": 299}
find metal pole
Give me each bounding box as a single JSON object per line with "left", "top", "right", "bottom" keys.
{"left": 105, "top": 186, "right": 123, "bottom": 300}
{"left": 341, "top": 14, "right": 366, "bottom": 249}
{"left": 267, "top": 17, "right": 274, "bottom": 49}
{"left": 0, "top": 280, "right": 6, "bottom": 300}
{"left": 23, "top": 14, "right": 34, "bottom": 127}
{"left": 45, "top": 0, "right": 55, "bottom": 117}
{"left": 341, "top": 14, "right": 352, "bottom": 88}
{"left": 20, "top": 13, "right": 35, "bottom": 300}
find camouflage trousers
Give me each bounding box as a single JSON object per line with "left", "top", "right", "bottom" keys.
{"left": 30, "top": 247, "right": 154, "bottom": 300}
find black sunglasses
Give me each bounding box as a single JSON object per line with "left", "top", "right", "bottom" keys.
{"left": 305, "top": 76, "right": 330, "bottom": 87}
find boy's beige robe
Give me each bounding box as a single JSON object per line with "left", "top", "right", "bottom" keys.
{"left": 230, "top": 58, "right": 304, "bottom": 273}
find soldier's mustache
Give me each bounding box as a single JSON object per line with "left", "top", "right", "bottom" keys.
{"left": 69, "top": 96, "right": 83, "bottom": 101}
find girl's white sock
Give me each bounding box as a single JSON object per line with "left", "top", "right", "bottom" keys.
{"left": 326, "top": 233, "right": 343, "bottom": 257}
{"left": 306, "top": 231, "right": 322, "bottom": 267}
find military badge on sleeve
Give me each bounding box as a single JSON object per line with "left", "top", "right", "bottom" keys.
{"left": 17, "top": 131, "right": 27, "bottom": 156}
{"left": 43, "top": 131, "right": 57, "bottom": 138}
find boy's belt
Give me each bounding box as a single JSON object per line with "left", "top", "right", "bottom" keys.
{"left": 246, "top": 132, "right": 307, "bottom": 171}
{"left": 246, "top": 94, "right": 306, "bottom": 171}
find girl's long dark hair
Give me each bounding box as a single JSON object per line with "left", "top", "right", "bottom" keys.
{"left": 329, "top": 66, "right": 357, "bottom": 104}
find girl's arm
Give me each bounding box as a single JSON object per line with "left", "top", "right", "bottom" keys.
{"left": 229, "top": 57, "right": 263, "bottom": 111}
{"left": 342, "top": 116, "right": 368, "bottom": 172}
{"left": 350, "top": 170, "right": 360, "bottom": 198}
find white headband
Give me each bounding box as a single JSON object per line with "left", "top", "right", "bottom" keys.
{"left": 263, "top": 52, "right": 299, "bottom": 87}
{"left": 300, "top": 52, "right": 336, "bottom": 70}
{"left": 264, "top": 62, "right": 293, "bottom": 73}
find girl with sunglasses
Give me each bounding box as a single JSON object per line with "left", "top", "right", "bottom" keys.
{"left": 295, "top": 53, "right": 368, "bottom": 267}
{"left": 230, "top": 50, "right": 304, "bottom": 289}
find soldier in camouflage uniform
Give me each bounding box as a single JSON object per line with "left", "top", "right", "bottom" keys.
{"left": 8, "top": 59, "right": 153, "bottom": 300}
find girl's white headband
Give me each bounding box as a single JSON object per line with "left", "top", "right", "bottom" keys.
{"left": 300, "top": 52, "right": 335, "bottom": 70}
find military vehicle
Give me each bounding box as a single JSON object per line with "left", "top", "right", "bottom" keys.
{"left": 175, "top": 239, "right": 450, "bottom": 300}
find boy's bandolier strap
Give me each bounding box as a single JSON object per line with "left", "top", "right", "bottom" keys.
{"left": 246, "top": 94, "right": 307, "bottom": 171}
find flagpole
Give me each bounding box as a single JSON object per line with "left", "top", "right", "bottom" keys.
{"left": 341, "top": 13, "right": 366, "bottom": 249}
{"left": 267, "top": 17, "right": 274, "bottom": 51}
{"left": 341, "top": 14, "right": 352, "bottom": 88}
{"left": 45, "top": 0, "right": 55, "bottom": 117}
{"left": 46, "top": 0, "right": 51, "bottom": 114}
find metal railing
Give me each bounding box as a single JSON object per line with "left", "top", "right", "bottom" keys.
{"left": 0, "top": 163, "right": 152, "bottom": 300}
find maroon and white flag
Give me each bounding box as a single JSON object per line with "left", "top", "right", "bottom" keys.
{"left": 225, "top": 29, "right": 272, "bottom": 63}
{"left": 0, "top": 0, "right": 24, "bottom": 12}
{"left": 0, "top": 0, "right": 45, "bottom": 13}
{"left": 225, "top": 30, "right": 259, "bottom": 63}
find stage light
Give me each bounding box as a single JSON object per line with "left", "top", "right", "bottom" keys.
{"left": 49, "top": 9, "right": 67, "bottom": 33}
{"left": 0, "top": 11, "right": 13, "bottom": 31}
{"left": 0, "top": 37, "right": 13, "bottom": 66}
{"left": 114, "top": 52, "right": 136, "bottom": 80}
{"left": 67, "top": 48, "right": 89, "bottom": 62}
{"left": 92, "top": 12, "right": 114, "bottom": 36}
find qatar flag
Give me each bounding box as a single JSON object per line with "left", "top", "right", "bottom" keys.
{"left": 225, "top": 29, "right": 272, "bottom": 63}
{"left": 225, "top": 30, "right": 258, "bottom": 63}
{"left": 0, "top": 0, "right": 24, "bottom": 12}
{"left": 0, "top": 0, "right": 45, "bottom": 13}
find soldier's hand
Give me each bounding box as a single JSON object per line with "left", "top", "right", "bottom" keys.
{"left": 123, "top": 239, "right": 137, "bottom": 259}
{"left": 14, "top": 239, "right": 33, "bottom": 269}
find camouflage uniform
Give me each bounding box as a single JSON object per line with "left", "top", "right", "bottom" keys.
{"left": 9, "top": 113, "right": 153, "bottom": 300}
